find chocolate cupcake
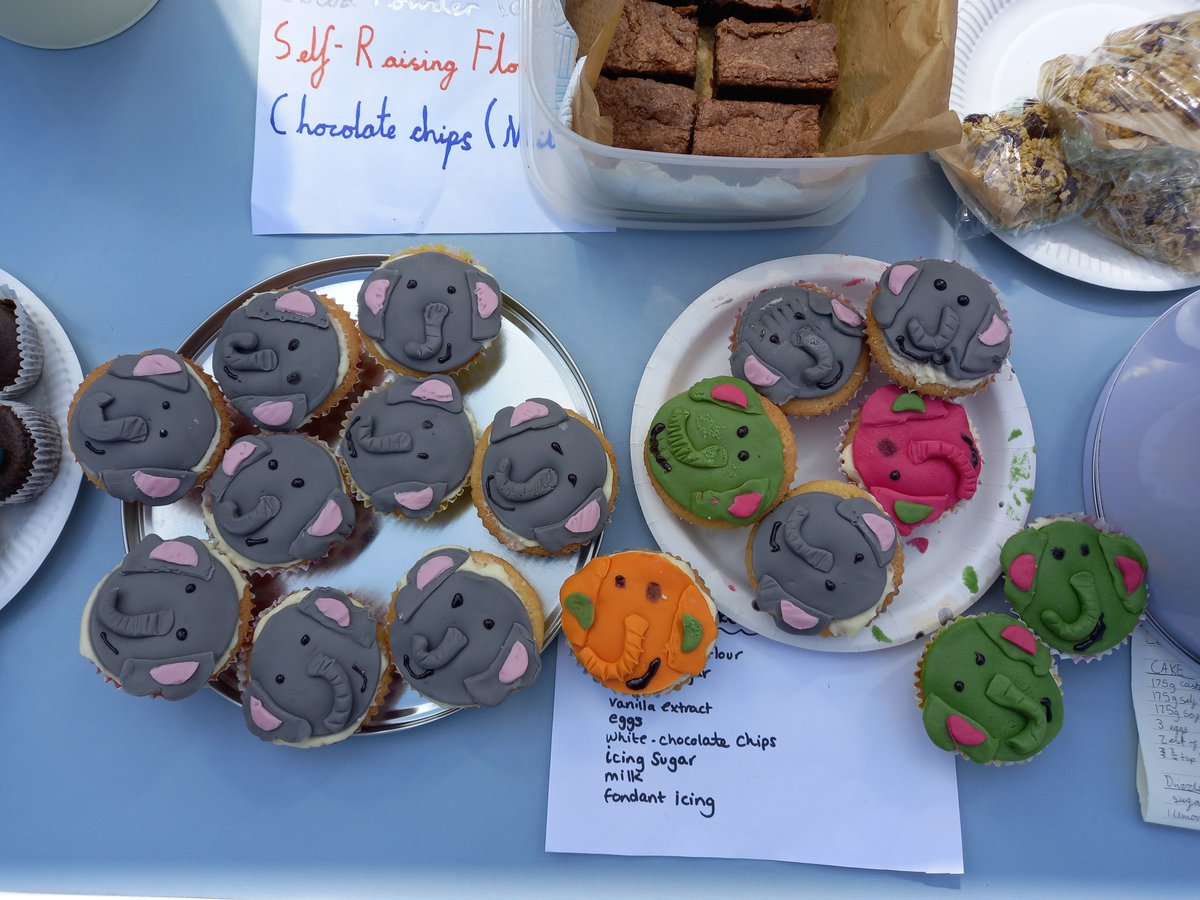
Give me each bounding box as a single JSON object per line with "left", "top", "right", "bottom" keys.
{"left": 0, "top": 285, "right": 43, "bottom": 400}
{"left": 0, "top": 401, "right": 61, "bottom": 505}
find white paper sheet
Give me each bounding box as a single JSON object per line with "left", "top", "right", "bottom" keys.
{"left": 1131, "top": 624, "right": 1200, "bottom": 830}
{"left": 251, "top": 0, "right": 593, "bottom": 234}
{"left": 546, "top": 623, "right": 964, "bottom": 874}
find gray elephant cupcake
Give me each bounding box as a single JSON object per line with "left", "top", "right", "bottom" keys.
{"left": 747, "top": 481, "right": 904, "bottom": 638}
{"left": 730, "top": 284, "right": 869, "bottom": 416}
{"left": 471, "top": 398, "right": 616, "bottom": 555}
{"left": 242, "top": 587, "right": 390, "bottom": 747}
{"left": 357, "top": 248, "right": 503, "bottom": 376}
{"left": 392, "top": 547, "right": 543, "bottom": 708}
{"left": 204, "top": 434, "right": 356, "bottom": 571}
{"left": 340, "top": 373, "right": 474, "bottom": 518}
{"left": 80, "top": 535, "right": 250, "bottom": 700}
{"left": 68, "top": 349, "right": 231, "bottom": 505}
{"left": 214, "top": 287, "right": 360, "bottom": 431}
{"left": 866, "top": 259, "right": 1012, "bottom": 398}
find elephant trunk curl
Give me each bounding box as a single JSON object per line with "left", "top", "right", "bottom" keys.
{"left": 404, "top": 302, "right": 449, "bottom": 360}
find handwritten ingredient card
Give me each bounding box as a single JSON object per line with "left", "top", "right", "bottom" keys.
{"left": 1131, "top": 624, "right": 1200, "bottom": 830}
{"left": 546, "top": 623, "right": 964, "bottom": 873}
{"left": 252, "top": 0, "right": 590, "bottom": 234}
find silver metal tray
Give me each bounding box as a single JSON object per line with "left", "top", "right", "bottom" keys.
{"left": 122, "top": 255, "right": 602, "bottom": 732}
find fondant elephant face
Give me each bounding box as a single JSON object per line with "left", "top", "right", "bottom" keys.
{"left": 873, "top": 260, "right": 1011, "bottom": 381}
{"left": 480, "top": 399, "right": 611, "bottom": 552}
{"left": 646, "top": 376, "right": 784, "bottom": 524}
{"left": 392, "top": 548, "right": 541, "bottom": 707}
{"left": 750, "top": 491, "right": 897, "bottom": 636}
{"left": 243, "top": 589, "right": 383, "bottom": 745}
{"left": 84, "top": 535, "right": 242, "bottom": 700}
{"left": 560, "top": 551, "right": 717, "bottom": 695}
{"left": 216, "top": 289, "right": 341, "bottom": 431}
{"left": 732, "top": 285, "right": 865, "bottom": 405}
{"left": 848, "top": 384, "right": 981, "bottom": 536}
{"left": 356, "top": 251, "right": 502, "bottom": 373}
{"left": 207, "top": 434, "right": 355, "bottom": 567}
{"left": 69, "top": 350, "right": 220, "bottom": 505}
{"left": 920, "top": 615, "right": 1063, "bottom": 764}
{"left": 342, "top": 374, "right": 474, "bottom": 518}
{"left": 1000, "top": 520, "right": 1148, "bottom": 656}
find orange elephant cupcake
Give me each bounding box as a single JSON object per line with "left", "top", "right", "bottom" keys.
{"left": 559, "top": 551, "right": 718, "bottom": 695}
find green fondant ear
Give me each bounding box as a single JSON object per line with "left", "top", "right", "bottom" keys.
{"left": 1098, "top": 531, "right": 1149, "bottom": 613}
{"left": 978, "top": 616, "right": 1051, "bottom": 676}
{"left": 893, "top": 500, "right": 934, "bottom": 524}
{"left": 680, "top": 614, "right": 702, "bottom": 653}
{"left": 563, "top": 592, "right": 594, "bottom": 630}
{"left": 1000, "top": 527, "right": 1048, "bottom": 611}
{"left": 891, "top": 392, "right": 926, "bottom": 414}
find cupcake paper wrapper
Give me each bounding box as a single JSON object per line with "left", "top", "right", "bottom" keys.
{"left": 1, "top": 401, "right": 61, "bottom": 505}
{"left": 0, "top": 285, "right": 45, "bottom": 400}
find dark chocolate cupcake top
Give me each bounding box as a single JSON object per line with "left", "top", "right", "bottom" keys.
{"left": 0, "top": 299, "right": 21, "bottom": 393}
{"left": 0, "top": 403, "right": 37, "bottom": 502}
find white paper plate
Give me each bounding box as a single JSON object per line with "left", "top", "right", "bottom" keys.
{"left": 951, "top": 0, "right": 1200, "bottom": 292}
{"left": 0, "top": 267, "right": 83, "bottom": 613}
{"left": 630, "top": 255, "right": 1037, "bottom": 651}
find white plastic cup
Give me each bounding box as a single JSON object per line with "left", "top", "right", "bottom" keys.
{"left": 0, "top": 0, "right": 159, "bottom": 49}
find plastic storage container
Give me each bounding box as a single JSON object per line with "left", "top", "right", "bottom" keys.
{"left": 519, "top": 0, "right": 879, "bottom": 229}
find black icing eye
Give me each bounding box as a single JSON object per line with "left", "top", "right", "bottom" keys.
{"left": 407, "top": 280, "right": 418, "bottom": 289}
{"left": 737, "top": 426, "right": 749, "bottom": 438}
{"left": 825, "top": 580, "right": 836, "bottom": 591}
{"left": 423, "top": 420, "right": 433, "bottom": 429}
{"left": 854, "top": 553, "right": 864, "bottom": 563}
{"left": 954, "top": 681, "right": 965, "bottom": 692}
{"left": 646, "top": 583, "right": 663, "bottom": 602}
{"left": 1051, "top": 547, "right": 1064, "bottom": 560}
{"left": 286, "top": 372, "right": 300, "bottom": 385}
{"left": 934, "top": 278, "right": 947, "bottom": 291}
{"left": 889, "top": 470, "right": 901, "bottom": 481}
{"left": 446, "top": 285, "right": 456, "bottom": 294}
{"left": 615, "top": 575, "right": 626, "bottom": 588}
{"left": 1041, "top": 697, "right": 1053, "bottom": 722}
{"left": 291, "top": 478, "right": 305, "bottom": 488}
{"left": 185, "top": 583, "right": 196, "bottom": 594}
{"left": 551, "top": 441, "right": 563, "bottom": 455}
{"left": 417, "top": 452, "right": 429, "bottom": 460}
{"left": 737, "top": 450, "right": 750, "bottom": 461}
{"left": 300, "top": 634, "right": 310, "bottom": 645}
{"left": 175, "top": 628, "right": 188, "bottom": 641}
{"left": 1080, "top": 544, "right": 1090, "bottom": 557}
{"left": 793, "top": 310, "right": 805, "bottom": 319}
{"left": 975, "top": 652, "right": 986, "bottom": 665}
{"left": 483, "top": 619, "right": 495, "bottom": 630}
{"left": 288, "top": 339, "right": 300, "bottom": 351}
{"left": 275, "top": 674, "right": 285, "bottom": 684}
{"left": 957, "top": 295, "right": 970, "bottom": 306}
{"left": 268, "top": 459, "right": 279, "bottom": 470}
{"left": 451, "top": 593, "right": 463, "bottom": 608}
{"left": 769, "top": 334, "right": 781, "bottom": 344}
{"left": 158, "top": 429, "right": 168, "bottom": 439}
{"left": 162, "top": 401, "right": 170, "bottom": 410}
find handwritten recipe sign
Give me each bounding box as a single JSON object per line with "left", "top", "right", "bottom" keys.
{"left": 252, "top": 0, "right": 588, "bottom": 234}
{"left": 546, "top": 622, "right": 964, "bottom": 873}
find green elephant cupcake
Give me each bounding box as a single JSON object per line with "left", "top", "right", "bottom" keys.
{"left": 917, "top": 614, "right": 1064, "bottom": 765}
{"left": 1000, "top": 516, "right": 1148, "bottom": 659}
{"left": 644, "top": 376, "right": 795, "bottom": 528}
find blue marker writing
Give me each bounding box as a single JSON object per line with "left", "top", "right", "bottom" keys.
{"left": 409, "top": 104, "right": 471, "bottom": 169}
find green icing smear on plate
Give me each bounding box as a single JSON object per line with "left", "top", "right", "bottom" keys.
{"left": 962, "top": 565, "right": 979, "bottom": 593}
{"left": 1008, "top": 428, "right": 1023, "bottom": 441}
{"left": 871, "top": 625, "right": 892, "bottom": 644}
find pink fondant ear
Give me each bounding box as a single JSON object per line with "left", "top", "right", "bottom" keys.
{"left": 149, "top": 540, "right": 200, "bottom": 568}
{"left": 252, "top": 400, "right": 295, "bottom": 427}
{"left": 565, "top": 499, "right": 602, "bottom": 534}
{"left": 887, "top": 264, "right": 919, "bottom": 295}
{"left": 132, "top": 353, "right": 183, "bottom": 376}
{"left": 275, "top": 290, "right": 317, "bottom": 316}
{"left": 315, "top": 596, "right": 351, "bottom": 627}
{"left": 1008, "top": 553, "right": 1037, "bottom": 591}
{"left": 363, "top": 278, "right": 389, "bottom": 315}
{"left": 475, "top": 282, "right": 499, "bottom": 319}
{"left": 498, "top": 641, "right": 529, "bottom": 684}
{"left": 728, "top": 492, "right": 763, "bottom": 519}
{"left": 306, "top": 499, "right": 343, "bottom": 537}
{"left": 132, "top": 471, "right": 182, "bottom": 499}
{"left": 411, "top": 379, "right": 453, "bottom": 403}
{"left": 946, "top": 714, "right": 987, "bottom": 747}
{"left": 394, "top": 486, "right": 434, "bottom": 511}
{"left": 743, "top": 354, "right": 780, "bottom": 387}
{"left": 1000, "top": 624, "right": 1037, "bottom": 656}
{"left": 415, "top": 554, "right": 455, "bottom": 590}
{"left": 150, "top": 660, "right": 200, "bottom": 686}
{"left": 222, "top": 440, "right": 258, "bottom": 476}
{"left": 250, "top": 696, "right": 283, "bottom": 731}
{"left": 779, "top": 599, "right": 819, "bottom": 631}
{"left": 510, "top": 400, "right": 549, "bottom": 427}
{"left": 978, "top": 313, "right": 1010, "bottom": 346}
{"left": 832, "top": 300, "right": 864, "bottom": 327}
{"left": 711, "top": 383, "right": 748, "bottom": 408}
{"left": 1115, "top": 556, "right": 1145, "bottom": 594}
{"left": 861, "top": 513, "right": 896, "bottom": 551}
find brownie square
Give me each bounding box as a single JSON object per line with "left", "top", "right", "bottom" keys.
{"left": 714, "top": 19, "right": 838, "bottom": 101}
{"left": 702, "top": 0, "right": 816, "bottom": 22}
{"left": 603, "top": 0, "right": 698, "bottom": 85}
{"left": 595, "top": 76, "right": 698, "bottom": 154}
{"left": 693, "top": 99, "right": 819, "bottom": 156}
